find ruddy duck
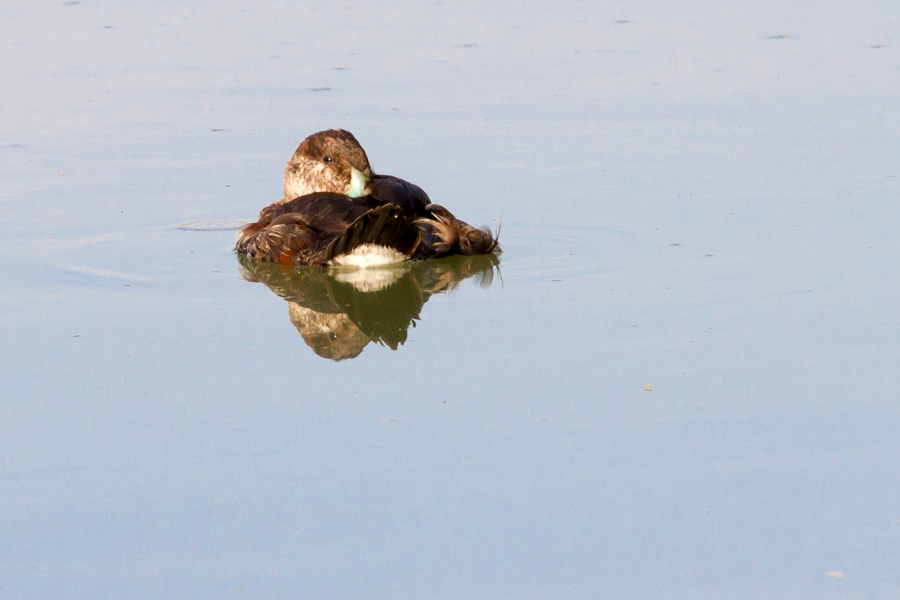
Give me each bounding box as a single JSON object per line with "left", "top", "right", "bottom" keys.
{"left": 235, "top": 130, "right": 499, "bottom": 267}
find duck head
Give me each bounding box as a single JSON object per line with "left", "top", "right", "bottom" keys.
{"left": 283, "top": 129, "right": 374, "bottom": 200}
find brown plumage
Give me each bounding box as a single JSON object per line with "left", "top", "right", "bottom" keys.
{"left": 235, "top": 129, "right": 500, "bottom": 266}
{"left": 414, "top": 204, "right": 500, "bottom": 259}
{"left": 236, "top": 194, "right": 420, "bottom": 266}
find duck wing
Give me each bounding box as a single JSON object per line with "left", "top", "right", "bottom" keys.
{"left": 326, "top": 204, "right": 421, "bottom": 264}
{"left": 262, "top": 192, "right": 384, "bottom": 231}
{"left": 238, "top": 196, "right": 421, "bottom": 266}
{"left": 235, "top": 213, "right": 322, "bottom": 265}
{"left": 238, "top": 193, "right": 379, "bottom": 265}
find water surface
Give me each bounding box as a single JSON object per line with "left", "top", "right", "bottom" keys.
{"left": 1, "top": 0, "right": 898, "bottom": 598}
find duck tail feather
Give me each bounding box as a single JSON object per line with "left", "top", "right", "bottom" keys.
{"left": 458, "top": 221, "right": 501, "bottom": 256}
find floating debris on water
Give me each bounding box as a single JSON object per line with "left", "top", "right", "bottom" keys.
{"left": 176, "top": 220, "right": 246, "bottom": 231}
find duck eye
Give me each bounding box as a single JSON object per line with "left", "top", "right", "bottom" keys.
{"left": 323, "top": 156, "right": 333, "bottom": 164}
{"left": 329, "top": 332, "right": 338, "bottom": 340}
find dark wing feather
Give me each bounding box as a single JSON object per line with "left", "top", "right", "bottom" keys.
{"left": 369, "top": 175, "right": 432, "bottom": 217}
{"left": 264, "top": 192, "right": 382, "bottom": 232}
{"left": 326, "top": 204, "right": 421, "bottom": 261}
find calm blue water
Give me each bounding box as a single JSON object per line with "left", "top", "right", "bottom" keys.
{"left": 1, "top": 1, "right": 898, "bottom": 598}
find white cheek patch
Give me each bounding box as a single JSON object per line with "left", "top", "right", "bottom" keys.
{"left": 329, "top": 244, "right": 409, "bottom": 269}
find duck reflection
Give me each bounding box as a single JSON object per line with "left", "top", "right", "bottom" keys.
{"left": 238, "top": 254, "right": 500, "bottom": 360}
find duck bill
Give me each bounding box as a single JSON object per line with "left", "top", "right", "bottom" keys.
{"left": 346, "top": 167, "right": 372, "bottom": 198}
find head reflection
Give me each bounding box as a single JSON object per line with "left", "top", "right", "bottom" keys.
{"left": 238, "top": 254, "right": 500, "bottom": 360}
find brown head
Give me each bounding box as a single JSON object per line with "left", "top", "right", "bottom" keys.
{"left": 283, "top": 129, "right": 373, "bottom": 201}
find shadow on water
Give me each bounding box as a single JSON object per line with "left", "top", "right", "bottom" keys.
{"left": 238, "top": 254, "right": 501, "bottom": 360}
